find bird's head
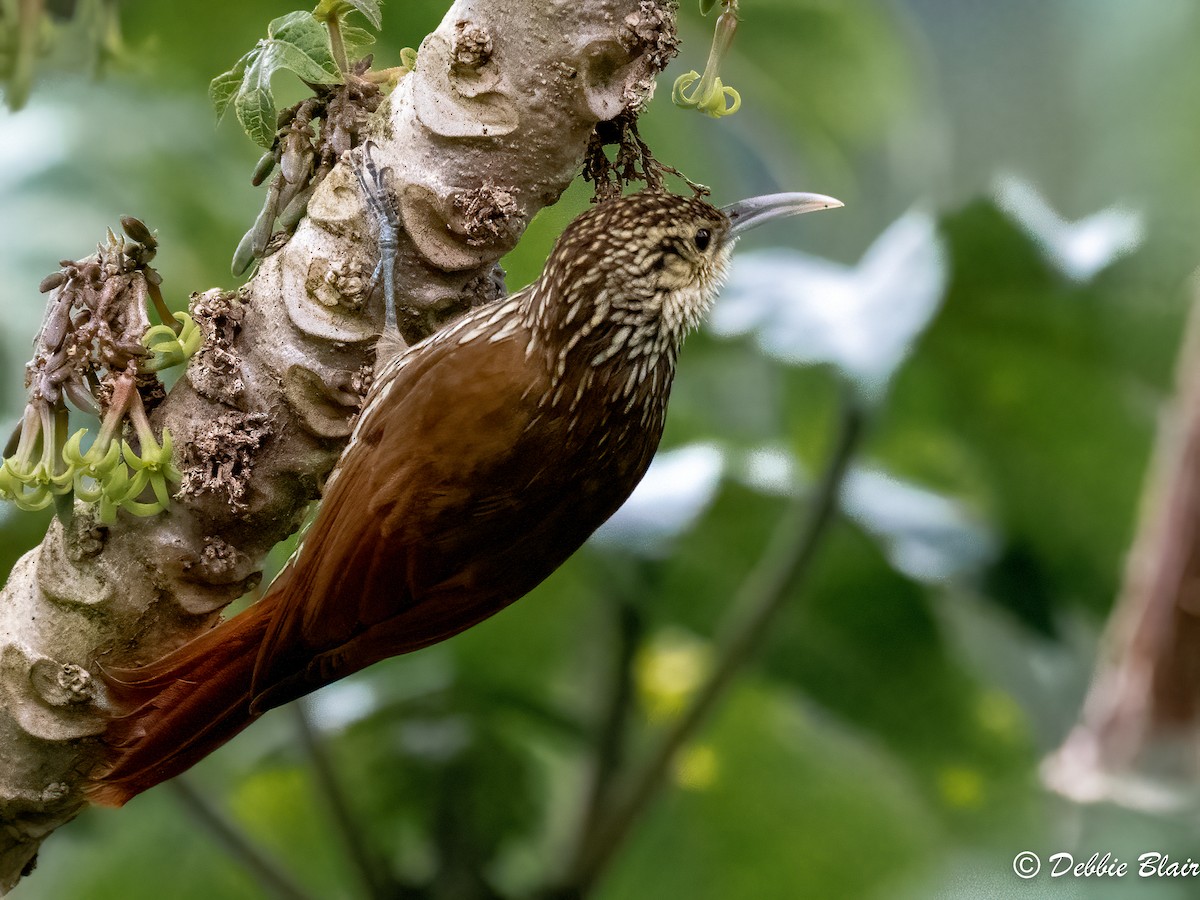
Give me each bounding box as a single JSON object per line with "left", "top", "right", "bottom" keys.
{"left": 529, "top": 189, "right": 842, "bottom": 365}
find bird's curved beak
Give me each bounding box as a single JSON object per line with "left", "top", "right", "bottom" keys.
{"left": 722, "top": 192, "right": 844, "bottom": 238}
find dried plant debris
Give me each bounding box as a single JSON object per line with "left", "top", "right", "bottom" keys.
{"left": 452, "top": 20, "right": 493, "bottom": 71}
{"left": 191, "top": 290, "right": 244, "bottom": 348}
{"left": 618, "top": 0, "right": 681, "bottom": 112}
{"left": 349, "top": 363, "right": 374, "bottom": 400}
{"left": 179, "top": 536, "right": 256, "bottom": 589}
{"left": 621, "top": 0, "right": 680, "bottom": 73}
{"left": 187, "top": 290, "right": 247, "bottom": 406}
{"left": 307, "top": 256, "right": 372, "bottom": 312}
{"left": 65, "top": 519, "right": 109, "bottom": 562}
{"left": 1, "top": 219, "right": 196, "bottom": 521}
{"left": 583, "top": 110, "right": 708, "bottom": 202}
{"left": 455, "top": 184, "right": 522, "bottom": 247}
{"left": 177, "top": 411, "right": 271, "bottom": 511}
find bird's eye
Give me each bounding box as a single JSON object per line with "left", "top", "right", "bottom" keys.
{"left": 694, "top": 228, "right": 712, "bottom": 252}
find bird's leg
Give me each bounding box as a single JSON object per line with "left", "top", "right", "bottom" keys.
{"left": 353, "top": 141, "right": 400, "bottom": 334}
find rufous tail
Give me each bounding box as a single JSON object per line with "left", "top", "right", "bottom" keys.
{"left": 84, "top": 600, "right": 276, "bottom": 808}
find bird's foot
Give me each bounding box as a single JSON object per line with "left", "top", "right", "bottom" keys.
{"left": 353, "top": 141, "right": 401, "bottom": 334}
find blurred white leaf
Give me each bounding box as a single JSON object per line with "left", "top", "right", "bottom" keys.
{"left": 710, "top": 209, "right": 947, "bottom": 401}
{"left": 735, "top": 445, "right": 804, "bottom": 496}
{"left": 307, "top": 680, "right": 378, "bottom": 732}
{"left": 840, "top": 467, "right": 995, "bottom": 584}
{"left": 994, "top": 173, "right": 1144, "bottom": 282}
{"left": 592, "top": 443, "right": 725, "bottom": 558}
{"left": 731, "top": 443, "right": 991, "bottom": 585}
{"left": 397, "top": 717, "right": 472, "bottom": 762}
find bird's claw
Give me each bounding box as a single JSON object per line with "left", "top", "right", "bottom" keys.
{"left": 354, "top": 141, "right": 401, "bottom": 334}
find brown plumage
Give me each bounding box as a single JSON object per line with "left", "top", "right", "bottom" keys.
{"left": 84, "top": 188, "right": 839, "bottom": 806}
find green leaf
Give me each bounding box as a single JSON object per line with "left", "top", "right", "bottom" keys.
{"left": 215, "top": 11, "right": 351, "bottom": 146}
{"left": 264, "top": 38, "right": 341, "bottom": 85}
{"left": 313, "top": 0, "right": 383, "bottom": 30}
{"left": 890, "top": 199, "right": 1160, "bottom": 627}
{"left": 700, "top": 0, "right": 719, "bottom": 13}
{"left": 347, "top": 0, "right": 383, "bottom": 29}
{"left": 266, "top": 11, "right": 341, "bottom": 84}
{"left": 268, "top": 10, "right": 320, "bottom": 40}
{"left": 340, "top": 24, "right": 377, "bottom": 55}
{"left": 209, "top": 51, "right": 252, "bottom": 121}
{"left": 602, "top": 685, "right": 941, "bottom": 900}
{"left": 211, "top": 11, "right": 345, "bottom": 146}
{"left": 235, "top": 52, "right": 277, "bottom": 149}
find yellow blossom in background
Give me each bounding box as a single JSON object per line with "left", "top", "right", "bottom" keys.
{"left": 674, "top": 744, "right": 720, "bottom": 791}
{"left": 937, "top": 765, "right": 985, "bottom": 811}
{"left": 635, "top": 630, "right": 711, "bottom": 721}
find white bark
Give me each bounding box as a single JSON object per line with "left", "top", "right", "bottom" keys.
{"left": 0, "top": 0, "right": 677, "bottom": 889}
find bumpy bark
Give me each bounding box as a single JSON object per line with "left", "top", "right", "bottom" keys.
{"left": 0, "top": 0, "right": 677, "bottom": 889}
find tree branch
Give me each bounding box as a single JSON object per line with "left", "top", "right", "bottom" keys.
{"left": 0, "top": 1, "right": 679, "bottom": 890}
{"left": 1045, "top": 284, "right": 1200, "bottom": 805}
{"left": 169, "top": 778, "right": 319, "bottom": 900}
{"left": 292, "top": 700, "right": 392, "bottom": 900}
{"left": 572, "top": 593, "right": 643, "bottom": 857}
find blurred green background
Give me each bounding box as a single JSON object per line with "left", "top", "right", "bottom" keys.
{"left": 3, "top": 0, "right": 1200, "bottom": 897}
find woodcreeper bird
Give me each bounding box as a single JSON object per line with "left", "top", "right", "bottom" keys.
{"left": 84, "top": 172, "right": 841, "bottom": 806}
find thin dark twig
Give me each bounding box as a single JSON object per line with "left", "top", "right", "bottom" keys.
{"left": 292, "top": 699, "right": 393, "bottom": 900}
{"left": 574, "top": 595, "right": 643, "bottom": 855}
{"left": 168, "top": 777, "right": 319, "bottom": 900}
{"left": 566, "top": 395, "right": 869, "bottom": 893}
